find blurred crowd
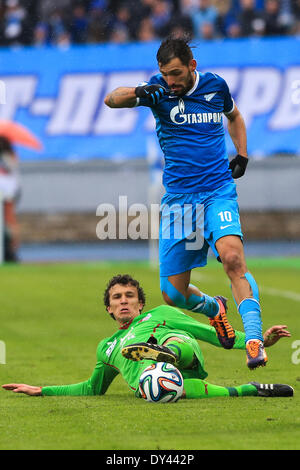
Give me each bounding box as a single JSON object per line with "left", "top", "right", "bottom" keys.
{"left": 0, "top": 0, "right": 299, "bottom": 47}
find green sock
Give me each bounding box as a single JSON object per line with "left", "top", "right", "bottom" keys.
{"left": 234, "top": 384, "right": 258, "bottom": 397}
{"left": 184, "top": 379, "right": 258, "bottom": 399}
{"left": 167, "top": 341, "right": 195, "bottom": 369}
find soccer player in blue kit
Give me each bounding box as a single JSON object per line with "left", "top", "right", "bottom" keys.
{"left": 104, "top": 37, "right": 266, "bottom": 370}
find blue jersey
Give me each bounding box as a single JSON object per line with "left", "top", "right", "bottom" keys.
{"left": 137, "top": 71, "right": 235, "bottom": 193}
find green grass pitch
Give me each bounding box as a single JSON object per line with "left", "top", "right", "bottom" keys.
{"left": 0, "top": 257, "right": 299, "bottom": 450}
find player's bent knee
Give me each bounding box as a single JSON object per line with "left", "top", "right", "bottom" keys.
{"left": 221, "top": 250, "right": 245, "bottom": 274}
{"left": 163, "top": 336, "right": 184, "bottom": 345}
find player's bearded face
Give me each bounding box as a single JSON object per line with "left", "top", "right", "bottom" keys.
{"left": 107, "top": 284, "right": 143, "bottom": 324}
{"left": 159, "top": 57, "right": 197, "bottom": 96}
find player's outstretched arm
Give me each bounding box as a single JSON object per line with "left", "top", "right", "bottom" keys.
{"left": 105, "top": 84, "right": 167, "bottom": 108}
{"left": 2, "top": 384, "right": 42, "bottom": 396}
{"left": 104, "top": 87, "right": 137, "bottom": 108}
{"left": 2, "top": 360, "right": 119, "bottom": 397}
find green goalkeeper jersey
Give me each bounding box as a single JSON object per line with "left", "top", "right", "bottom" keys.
{"left": 41, "top": 304, "right": 246, "bottom": 397}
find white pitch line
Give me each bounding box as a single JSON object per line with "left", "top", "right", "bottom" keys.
{"left": 191, "top": 272, "right": 212, "bottom": 282}
{"left": 260, "top": 286, "right": 300, "bottom": 303}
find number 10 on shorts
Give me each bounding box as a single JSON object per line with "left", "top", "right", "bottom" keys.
{"left": 218, "top": 211, "right": 232, "bottom": 223}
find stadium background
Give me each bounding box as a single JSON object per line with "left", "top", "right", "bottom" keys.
{"left": 1, "top": 0, "right": 300, "bottom": 262}
{"left": 1, "top": 0, "right": 300, "bottom": 452}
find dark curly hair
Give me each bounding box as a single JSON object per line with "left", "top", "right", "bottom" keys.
{"left": 103, "top": 274, "right": 146, "bottom": 319}
{"left": 156, "top": 36, "right": 194, "bottom": 67}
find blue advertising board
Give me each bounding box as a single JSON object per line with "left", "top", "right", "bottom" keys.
{"left": 0, "top": 38, "right": 300, "bottom": 161}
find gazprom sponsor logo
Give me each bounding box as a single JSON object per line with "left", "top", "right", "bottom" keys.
{"left": 170, "top": 99, "right": 222, "bottom": 125}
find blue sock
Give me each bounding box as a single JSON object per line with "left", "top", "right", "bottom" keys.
{"left": 188, "top": 290, "right": 219, "bottom": 319}
{"left": 239, "top": 298, "right": 263, "bottom": 342}
{"left": 160, "top": 278, "right": 219, "bottom": 319}
{"left": 236, "top": 272, "right": 263, "bottom": 342}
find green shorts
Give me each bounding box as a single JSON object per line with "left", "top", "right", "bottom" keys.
{"left": 159, "top": 329, "right": 208, "bottom": 380}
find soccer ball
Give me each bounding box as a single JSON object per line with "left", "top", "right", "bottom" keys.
{"left": 139, "top": 362, "right": 184, "bottom": 403}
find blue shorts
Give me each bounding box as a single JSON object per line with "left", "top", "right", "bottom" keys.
{"left": 159, "top": 181, "right": 243, "bottom": 277}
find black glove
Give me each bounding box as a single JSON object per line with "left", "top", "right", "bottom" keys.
{"left": 229, "top": 154, "right": 248, "bottom": 179}
{"left": 135, "top": 84, "right": 167, "bottom": 105}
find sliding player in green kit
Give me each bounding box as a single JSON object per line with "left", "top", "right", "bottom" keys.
{"left": 2, "top": 275, "right": 293, "bottom": 399}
